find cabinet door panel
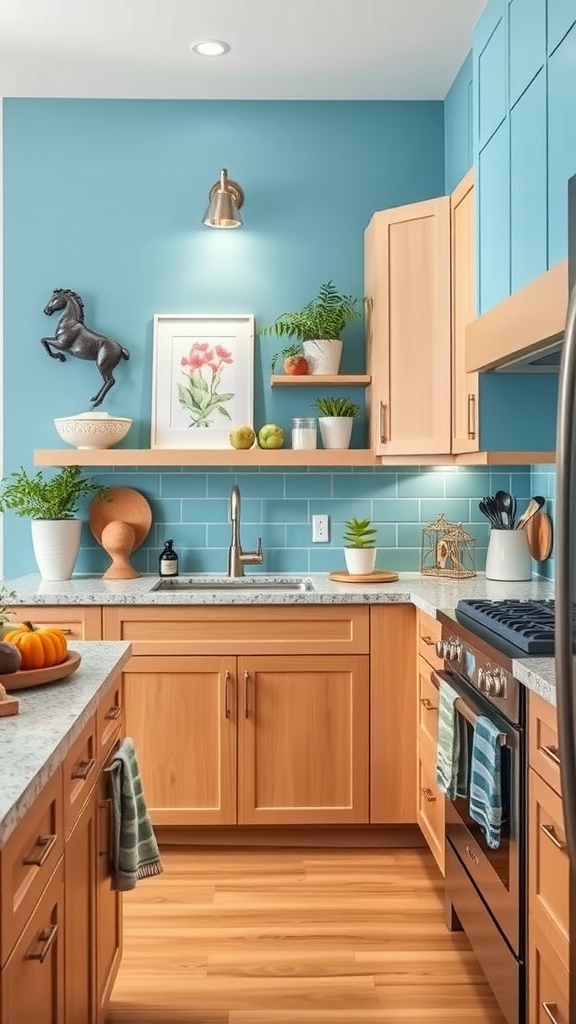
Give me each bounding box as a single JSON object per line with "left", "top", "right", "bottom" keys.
{"left": 548, "top": 24, "right": 576, "bottom": 267}
{"left": 124, "top": 656, "right": 237, "bottom": 826}
{"left": 451, "top": 170, "right": 478, "bottom": 453}
{"left": 96, "top": 755, "right": 122, "bottom": 1022}
{"left": 508, "top": 0, "right": 546, "bottom": 108}
{"left": 65, "top": 791, "right": 96, "bottom": 1024}
{"left": 510, "top": 68, "right": 547, "bottom": 292}
{"left": 548, "top": 0, "right": 576, "bottom": 55}
{"left": 238, "top": 655, "right": 369, "bottom": 825}
{"left": 475, "top": 2, "right": 507, "bottom": 148}
{"left": 478, "top": 121, "right": 511, "bottom": 313}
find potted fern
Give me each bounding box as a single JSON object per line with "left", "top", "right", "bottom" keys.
{"left": 0, "top": 465, "right": 108, "bottom": 581}
{"left": 343, "top": 517, "right": 377, "bottom": 575}
{"left": 312, "top": 396, "right": 361, "bottom": 449}
{"left": 259, "top": 281, "right": 364, "bottom": 375}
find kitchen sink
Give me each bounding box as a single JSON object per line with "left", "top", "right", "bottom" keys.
{"left": 151, "top": 576, "right": 315, "bottom": 593}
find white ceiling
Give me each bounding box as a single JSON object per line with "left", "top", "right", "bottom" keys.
{"left": 0, "top": 0, "right": 486, "bottom": 100}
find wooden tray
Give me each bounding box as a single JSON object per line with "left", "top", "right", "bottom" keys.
{"left": 329, "top": 570, "right": 400, "bottom": 584}
{"left": 525, "top": 511, "right": 553, "bottom": 561}
{"left": 2, "top": 651, "right": 82, "bottom": 692}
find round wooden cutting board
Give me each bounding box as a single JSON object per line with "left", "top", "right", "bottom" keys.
{"left": 329, "top": 570, "right": 400, "bottom": 584}
{"left": 89, "top": 487, "right": 152, "bottom": 549}
{"left": 525, "top": 511, "right": 553, "bottom": 562}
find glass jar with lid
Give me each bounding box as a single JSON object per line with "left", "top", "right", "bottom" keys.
{"left": 291, "top": 417, "right": 317, "bottom": 450}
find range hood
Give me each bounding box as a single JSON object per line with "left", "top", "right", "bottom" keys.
{"left": 466, "top": 260, "right": 568, "bottom": 373}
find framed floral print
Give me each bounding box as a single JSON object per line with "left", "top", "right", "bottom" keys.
{"left": 151, "top": 314, "right": 254, "bottom": 448}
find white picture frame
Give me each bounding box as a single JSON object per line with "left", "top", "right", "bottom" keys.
{"left": 151, "top": 314, "right": 254, "bottom": 448}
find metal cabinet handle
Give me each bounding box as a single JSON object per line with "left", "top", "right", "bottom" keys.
{"left": 467, "top": 393, "right": 476, "bottom": 440}
{"left": 22, "top": 833, "right": 58, "bottom": 867}
{"left": 541, "top": 744, "right": 561, "bottom": 768}
{"left": 542, "top": 1002, "right": 561, "bottom": 1024}
{"left": 540, "top": 823, "right": 567, "bottom": 853}
{"left": 98, "top": 798, "right": 113, "bottom": 859}
{"left": 71, "top": 757, "right": 96, "bottom": 780}
{"left": 225, "top": 670, "right": 232, "bottom": 719}
{"left": 420, "top": 698, "right": 437, "bottom": 711}
{"left": 26, "top": 923, "right": 58, "bottom": 963}
{"left": 244, "top": 670, "right": 250, "bottom": 718}
{"left": 421, "top": 787, "right": 436, "bottom": 803}
{"left": 421, "top": 635, "right": 435, "bottom": 647}
{"left": 379, "top": 402, "right": 388, "bottom": 444}
{"left": 104, "top": 705, "right": 122, "bottom": 720}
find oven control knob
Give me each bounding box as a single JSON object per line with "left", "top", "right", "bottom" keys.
{"left": 435, "top": 640, "right": 445, "bottom": 659}
{"left": 489, "top": 669, "right": 507, "bottom": 697}
{"left": 484, "top": 671, "right": 496, "bottom": 695}
{"left": 445, "top": 639, "right": 461, "bottom": 662}
{"left": 477, "top": 667, "right": 486, "bottom": 691}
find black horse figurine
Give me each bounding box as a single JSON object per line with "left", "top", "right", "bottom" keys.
{"left": 42, "top": 288, "right": 130, "bottom": 407}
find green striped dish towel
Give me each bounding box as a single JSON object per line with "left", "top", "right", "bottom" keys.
{"left": 110, "top": 737, "right": 163, "bottom": 891}
{"left": 469, "top": 716, "right": 503, "bottom": 850}
{"left": 436, "top": 679, "right": 468, "bottom": 799}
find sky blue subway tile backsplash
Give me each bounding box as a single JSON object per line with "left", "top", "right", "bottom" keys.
{"left": 69, "top": 464, "right": 558, "bottom": 580}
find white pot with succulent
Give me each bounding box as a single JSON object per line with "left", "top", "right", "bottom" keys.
{"left": 312, "top": 396, "right": 361, "bottom": 449}
{"left": 259, "top": 281, "right": 365, "bottom": 376}
{"left": 343, "top": 517, "right": 377, "bottom": 575}
{"left": 0, "top": 465, "right": 108, "bottom": 581}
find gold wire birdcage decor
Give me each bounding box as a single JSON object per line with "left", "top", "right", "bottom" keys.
{"left": 421, "top": 514, "right": 476, "bottom": 579}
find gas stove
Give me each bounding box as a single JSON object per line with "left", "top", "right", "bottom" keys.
{"left": 455, "top": 598, "right": 565, "bottom": 656}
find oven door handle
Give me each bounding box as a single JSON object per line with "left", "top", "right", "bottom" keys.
{"left": 430, "top": 669, "right": 508, "bottom": 747}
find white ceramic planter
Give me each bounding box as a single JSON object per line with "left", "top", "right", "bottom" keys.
{"left": 344, "top": 547, "right": 377, "bottom": 575}
{"left": 31, "top": 519, "right": 82, "bottom": 581}
{"left": 485, "top": 528, "right": 532, "bottom": 582}
{"left": 318, "top": 416, "right": 354, "bottom": 449}
{"left": 302, "top": 339, "right": 343, "bottom": 375}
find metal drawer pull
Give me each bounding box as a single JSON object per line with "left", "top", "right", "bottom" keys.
{"left": 542, "top": 1002, "right": 561, "bottom": 1024}
{"left": 71, "top": 757, "right": 96, "bottom": 780}
{"left": 26, "top": 923, "right": 58, "bottom": 963}
{"left": 104, "top": 705, "right": 122, "bottom": 720}
{"left": 98, "top": 798, "right": 113, "bottom": 859}
{"left": 467, "top": 393, "right": 476, "bottom": 439}
{"left": 420, "top": 698, "right": 437, "bottom": 711}
{"left": 225, "top": 670, "right": 232, "bottom": 719}
{"left": 244, "top": 670, "right": 250, "bottom": 718}
{"left": 541, "top": 744, "right": 561, "bottom": 768}
{"left": 421, "top": 635, "right": 435, "bottom": 647}
{"left": 540, "top": 823, "right": 567, "bottom": 852}
{"left": 379, "top": 401, "right": 388, "bottom": 444}
{"left": 421, "top": 787, "right": 436, "bottom": 803}
{"left": 23, "top": 833, "right": 58, "bottom": 867}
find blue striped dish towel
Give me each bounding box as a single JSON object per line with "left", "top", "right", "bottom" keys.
{"left": 436, "top": 679, "right": 469, "bottom": 799}
{"left": 469, "top": 716, "right": 503, "bottom": 850}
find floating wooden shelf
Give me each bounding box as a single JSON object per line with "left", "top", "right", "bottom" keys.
{"left": 270, "top": 374, "right": 371, "bottom": 387}
{"left": 454, "top": 451, "right": 555, "bottom": 465}
{"left": 34, "top": 448, "right": 378, "bottom": 468}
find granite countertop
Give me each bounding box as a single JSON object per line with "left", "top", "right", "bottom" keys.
{"left": 3, "top": 570, "right": 558, "bottom": 704}
{"left": 0, "top": 640, "right": 131, "bottom": 847}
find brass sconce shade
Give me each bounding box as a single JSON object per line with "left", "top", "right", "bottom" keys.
{"left": 203, "top": 168, "right": 244, "bottom": 228}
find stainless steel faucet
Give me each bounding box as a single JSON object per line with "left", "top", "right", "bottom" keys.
{"left": 228, "top": 484, "right": 263, "bottom": 577}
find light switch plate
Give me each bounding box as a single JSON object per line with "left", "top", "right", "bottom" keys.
{"left": 312, "top": 514, "right": 329, "bottom": 543}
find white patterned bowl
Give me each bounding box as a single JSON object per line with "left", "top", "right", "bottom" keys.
{"left": 54, "top": 412, "right": 133, "bottom": 449}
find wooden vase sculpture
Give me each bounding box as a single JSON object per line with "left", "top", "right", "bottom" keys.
{"left": 89, "top": 487, "right": 152, "bottom": 580}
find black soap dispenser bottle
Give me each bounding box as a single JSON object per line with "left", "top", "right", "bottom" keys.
{"left": 159, "top": 539, "right": 179, "bottom": 577}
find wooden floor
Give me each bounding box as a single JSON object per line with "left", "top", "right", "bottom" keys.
{"left": 107, "top": 846, "right": 505, "bottom": 1024}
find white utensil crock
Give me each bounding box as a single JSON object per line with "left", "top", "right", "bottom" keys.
{"left": 485, "top": 528, "right": 532, "bottom": 582}
{"left": 31, "top": 519, "right": 82, "bottom": 581}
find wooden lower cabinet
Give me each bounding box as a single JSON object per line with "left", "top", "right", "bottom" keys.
{"left": 125, "top": 653, "right": 369, "bottom": 826}
{"left": 65, "top": 790, "right": 97, "bottom": 1024}
{"left": 529, "top": 913, "right": 569, "bottom": 1024}
{"left": 416, "top": 735, "right": 444, "bottom": 874}
{"left": 96, "top": 749, "right": 123, "bottom": 1023}
{"left": 8, "top": 605, "right": 102, "bottom": 641}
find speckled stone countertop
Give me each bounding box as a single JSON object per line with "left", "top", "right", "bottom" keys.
{"left": 0, "top": 641, "right": 131, "bottom": 847}
{"left": 3, "top": 571, "right": 558, "bottom": 703}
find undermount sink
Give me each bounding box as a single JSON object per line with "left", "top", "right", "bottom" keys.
{"left": 151, "top": 576, "right": 315, "bottom": 593}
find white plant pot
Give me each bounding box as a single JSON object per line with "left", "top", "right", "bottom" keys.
{"left": 318, "top": 416, "right": 354, "bottom": 449}
{"left": 302, "top": 339, "right": 343, "bottom": 375}
{"left": 345, "top": 548, "right": 377, "bottom": 575}
{"left": 31, "top": 519, "right": 82, "bottom": 581}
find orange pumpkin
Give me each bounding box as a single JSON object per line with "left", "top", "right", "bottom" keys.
{"left": 3, "top": 621, "right": 68, "bottom": 670}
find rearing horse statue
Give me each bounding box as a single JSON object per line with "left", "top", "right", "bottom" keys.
{"left": 42, "top": 288, "right": 130, "bottom": 407}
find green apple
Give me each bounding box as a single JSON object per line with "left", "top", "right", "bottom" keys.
{"left": 258, "top": 424, "right": 285, "bottom": 449}
{"left": 229, "top": 426, "right": 256, "bottom": 450}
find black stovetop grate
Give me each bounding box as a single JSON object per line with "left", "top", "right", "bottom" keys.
{"left": 455, "top": 598, "right": 568, "bottom": 655}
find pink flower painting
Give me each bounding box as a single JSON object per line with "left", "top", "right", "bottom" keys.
{"left": 178, "top": 341, "right": 234, "bottom": 428}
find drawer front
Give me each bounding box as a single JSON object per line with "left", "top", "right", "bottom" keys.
{"left": 9, "top": 605, "right": 102, "bottom": 642}
{"left": 63, "top": 715, "right": 98, "bottom": 836}
{"left": 0, "top": 769, "right": 63, "bottom": 966}
{"left": 103, "top": 605, "right": 370, "bottom": 655}
{"left": 528, "top": 768, "right": 569, "bottom": 968}
{"left": 418, "top": 660, "right": 439, "bottom": 748}
{"left": 529, "top": 913, "right": 569, "bottom": 1024}
{"left": 417, "top": 610, "right": 442, "bottom": 670}
{"left": 96, "top": 674, "right": 124, "bottom": 765}
{"left": 529, "top": 692, "right": 561, "bottom": 796}
{"left": 416, "top": 736, "right": 444, "bottom": 875}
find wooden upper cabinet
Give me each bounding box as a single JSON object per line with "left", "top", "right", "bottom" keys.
{"left": 365, "top": 196, "right": 451, "bottom": 457}
{"left": 451, "top": 170, "right": 478, "bottom": 454}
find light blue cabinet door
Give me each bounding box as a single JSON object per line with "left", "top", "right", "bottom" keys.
{"left": 508, "top": 0, "right": 546, "bottom": 107}
{"left": 478, "top": 121, "right": 511, "bottom": 313}
{"left": 510, "top": 69, "right": 547, "bottom": 291}
{"left": 475, "top": 0, "right": 507, "bottom": 148}
{"left": 548, "top": 23, "right": 576, "bottom": 265}
{"left": 548, "top": 0, "right": 576, "bottom": 55}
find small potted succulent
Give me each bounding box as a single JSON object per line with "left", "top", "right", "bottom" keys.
{"left": 312, "top": 396, "right": 361, "bottom": 449}
{"left": 259, "top": 281, "right": 364, "bottom": 375}
{"left": 343, "top": 517, "right": 377, "bottom": 575}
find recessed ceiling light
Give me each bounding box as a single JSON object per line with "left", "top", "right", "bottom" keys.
{"left": 191, "top": 40, "right": 231, "bottom": 57}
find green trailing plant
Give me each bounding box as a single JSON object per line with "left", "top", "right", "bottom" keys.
{"left": 343, "top": 518, "right": 377, "bottom": 549}
{"left": 259, "top": 281, "right": 364, "bottom": 370}
{"left": 312, "top": 396, "right": 361, "bottom": 418}
{"left": 0, "top": 465, "right": 108, "bottom": 520}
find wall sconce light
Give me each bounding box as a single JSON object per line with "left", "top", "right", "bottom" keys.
{"left": 202, "top": 168, "right": 244, "bottom": 228}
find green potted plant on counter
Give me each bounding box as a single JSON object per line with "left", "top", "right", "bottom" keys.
{"left": 0, "top": 465, "right": 108, "bottom": 581}
{"left": 343, "top": 517, "right": 377, "bottom": 575}
{"left": 312, "top": 395, "right": 361, "bottom": 449}
{"left": 259, "top": 281, "right": 364, "bottom": 375}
